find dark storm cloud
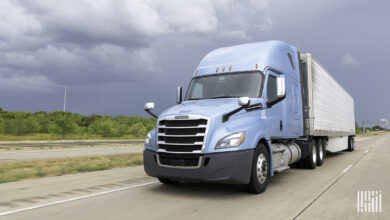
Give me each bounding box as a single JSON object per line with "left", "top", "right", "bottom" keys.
{"left": 0, "top": 0, "right": 389, "bottom": 126}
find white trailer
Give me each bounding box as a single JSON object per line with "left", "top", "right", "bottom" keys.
{"left": 300, "top": 53, "right": 355, "bottom": 152}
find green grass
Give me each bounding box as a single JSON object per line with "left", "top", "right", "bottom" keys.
{"left": 356, "top": 130, "right": 390, "bottom": 137}
{"left": 0, "top": 143, "right": 140, "bottom": 151}
{"left": 0, "top": 153, "right": 143, "bottom": 184}
{"left": 0, "top": 133, "right": 144, "bottom": 141}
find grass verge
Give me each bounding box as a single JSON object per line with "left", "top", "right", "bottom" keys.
{"left": 0, "top": 143, "right": 140, "bottom": 151}
{"left": 356, "top": 130, "right": 390, "bottom": 137}
{"left": 0, "top": 153, "right": 143, "bottom": 184}
{"left": 0, "top": 133, "right": 144, "bottom": 141}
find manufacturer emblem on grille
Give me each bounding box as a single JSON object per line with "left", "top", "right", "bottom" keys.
{"left": 175, "top": 115, "right": 189, "bottom": 119}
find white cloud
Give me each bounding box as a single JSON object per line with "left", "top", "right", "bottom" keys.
{"left": 0, "top": 0, "right": 275, "bottom": 88}
{"left": 219, "top": 29, "right": 251, "bottom": 41}
{"left": 341, "top": 53, "right": 359, "bottom": 66}
{"left": 0, "top": 73, "right": 57, "bottom": 92}
{"left": 258, "top": 17, "right": 273, "bottom": 32}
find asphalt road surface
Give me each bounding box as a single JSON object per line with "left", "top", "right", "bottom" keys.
{"left": 0, "top": 135, "right": 389, "bottom": 219}
{"left": 0, "top": 145, "right": 144, "bottom": 163}
{"left": 0, "top": 140, "right": 143, "bottom": 148}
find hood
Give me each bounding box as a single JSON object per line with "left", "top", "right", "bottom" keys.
{"left": 159, "top": 98, "right": 239, "bottom": 118}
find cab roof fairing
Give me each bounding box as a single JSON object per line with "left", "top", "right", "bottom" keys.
{"left": 193, "top": 40, "right": 299, "bottom": 77}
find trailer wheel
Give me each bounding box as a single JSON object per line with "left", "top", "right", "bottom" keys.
{"left": 158, "top": 178, "right": 178, "bottom": 185}
{"left": 348, "top": 136, "right": 355, "bottom": 152}
{"left": 303, "top": 139, "right": 317, "bottom": 169}
{"left": 245, "top": 143, "right": 269, "bottom": 194}
{"left": 316, "top": 139, "right": 325, "bottom": 166}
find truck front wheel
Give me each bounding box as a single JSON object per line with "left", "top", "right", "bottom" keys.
{"left": 245, "top": 143, "right": 269, "bottom": 194}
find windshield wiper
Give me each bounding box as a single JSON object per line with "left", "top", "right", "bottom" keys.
{"left": 186, "top": 98, "right": 201, "bottom": 101}
{"left": 209, "top": 96, "right": 237, "bottom": 99}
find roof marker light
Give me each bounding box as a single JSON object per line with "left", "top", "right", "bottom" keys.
{"left": 256, "top": 64, "right": 258, "bottom": 69}
{"left": 216, "top": 67, "right": 219, "bottom": 72}
{"left": 222, "top": 66, "right": 225, "bottom": 72}
{"left": 195, "top": 70, "right": 199, "bottom": 75}
{"left": 229, "top": 66, "right": 232, "bottom": 71}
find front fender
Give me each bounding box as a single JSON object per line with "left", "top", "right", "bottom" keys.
{"left": 144, "top": 128, "right": 157, "bottom": 151}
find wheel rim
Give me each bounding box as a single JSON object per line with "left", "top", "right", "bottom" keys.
{"left": 312, "top": 144, "right": 317, "bottom": 164}
{"left": 256, "top": 153, "right": 268, "bottom": 184}
{"left": 319, "top": 142, "right": 323, "bottom": 161}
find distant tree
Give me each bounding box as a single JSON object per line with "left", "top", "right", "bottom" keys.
{"left": 4, "top": 112, "right": 40, "bottom": 135}
{"left": 48, "top": 114, "right": 79, "bottom": 138}
{"left": 88, "top": 118, "right": 119, "bottom": 137}
{"left": 128, "top": 123, "right": 147, "bottom": 138}
{"left": 0, "top": 118, "right": 5, "bottom": 134}
{"left": 82, "top": 114, "right": 102, "bottom": 127}
{"left": 371, "top": 125, "right": 385, "bottom": 131}
{"left": 355, "top": 122, "right": 362, "bottom": 134}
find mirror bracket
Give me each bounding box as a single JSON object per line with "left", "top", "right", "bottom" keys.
{"left": 144, "top": 102, "right": 158, "bottom": 119}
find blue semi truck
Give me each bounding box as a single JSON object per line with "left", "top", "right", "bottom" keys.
{"left": 143, "top": 41, "right": 355, "bottom": 194}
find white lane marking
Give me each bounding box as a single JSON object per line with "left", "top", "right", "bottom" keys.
{"left": 342, "top": 165, "right": 353, "bottom": 174}
{"left": 0, "top": 181, "right": 158, "bottom": 217}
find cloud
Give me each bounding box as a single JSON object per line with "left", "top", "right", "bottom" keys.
{"left": 258, "top": 17, "right": 273, "bottom": 32}
{"left": 341, "top": 53, "right": 359, "bottom": 66}
{"left": 0, "top": 73, "right": 58, "bottom": 93}
{"left": 0, "top": 0, "right": 274, "bottom": 89}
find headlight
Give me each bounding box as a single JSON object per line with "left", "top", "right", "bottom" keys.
{"left": 145, "top": 131, "right": 153, "bottom": 146}
{"left": 215, "top": 132, "right": 245, "bottom": 149}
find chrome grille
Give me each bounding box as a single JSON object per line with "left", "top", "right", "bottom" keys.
{"left": 157, "top": 115, "right": 209, "bottom": 153}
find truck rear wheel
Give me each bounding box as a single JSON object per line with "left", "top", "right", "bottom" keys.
{"left": 158, "top": 178, "right": 178, "bottom": 185}
{"left": 316, "top": 139, "right": 325, "bottom": 166}
{"left": 245, "top": 143, "right": 269, "bottom": 194}
{"left": 348, "top": 136, "right": 355, "bottom": 152}
{"left": 303, "top": 140, "right": 317, "bottom": 169}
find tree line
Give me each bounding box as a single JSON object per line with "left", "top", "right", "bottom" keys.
{"left": 0, "top": 107, "right": 156, "bottom": 138}
{"left": 355, "top": 122, "right": 387, "bottom": 134}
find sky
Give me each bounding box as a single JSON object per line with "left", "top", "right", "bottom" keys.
{"left": 0, "top": 0, "right": 389, "bottom": 127}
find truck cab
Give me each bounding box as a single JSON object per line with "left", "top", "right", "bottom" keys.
{"left": 143, "top": 40, "right": 355, "bottom": 194}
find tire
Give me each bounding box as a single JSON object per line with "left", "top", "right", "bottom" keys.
{"left": 303, "top": 139, "right": 317, "bottom": 169}
{"left": 348, "top": 136, "right": 355, "bottom": 152}
{"left": 316, "top": 138, "right": 325, "bottom": 166}
{"left": 158, "top": 178, "right": 178, "bottom": 184}
{"left": 245, "top": 143, "right": 269, "bottom": 194}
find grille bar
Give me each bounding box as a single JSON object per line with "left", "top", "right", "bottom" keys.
{"left": 157, "top": 115, "right": 209, "bottom": 154}
{"left": 158, "top": 125, "right": 207, "bottom": 129}
{"left": 158, "top": 134, "right": 204, "bottom": 137}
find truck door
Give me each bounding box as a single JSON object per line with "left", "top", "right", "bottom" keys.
{"left": 265, "top": 71, "right": 284, "bottom": 138}
{"left": 285, "top": 82, "right": 301, "bottom": 137}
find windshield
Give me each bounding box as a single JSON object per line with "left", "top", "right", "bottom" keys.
{"left": 185, "top": 71, "right": 264, "bottom": 100}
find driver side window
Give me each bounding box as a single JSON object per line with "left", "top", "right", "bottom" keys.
{"left": 267, "top": 75, "right": 277, "bottom": 102}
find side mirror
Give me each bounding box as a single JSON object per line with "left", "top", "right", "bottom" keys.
{"left": 176, "top": 86, "right": 182, "bottom": 104}
{"left": 277, "top": 77, "right": 286, "bottom": 98}
{"left": 144, "top": 102, "right": 155, "bottom": 110}
{"left": 238, "top": 97, "right": 250, "bottom": 107}
{"left": 144, "top": 102, "right": 157, "bottom": 118}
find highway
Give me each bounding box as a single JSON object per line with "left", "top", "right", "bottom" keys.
{"left": 0, "top": 145, "right": 143, "bottom": 163}
{"left": 0, "top": 140, "right": 143, "bottom": 148}
{"left": 0, "top": 135, "right": 389, "bottom": 219}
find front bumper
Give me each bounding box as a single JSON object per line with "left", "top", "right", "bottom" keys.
{"left": 143, "top": 149, "right": 254, "bottom": 184}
